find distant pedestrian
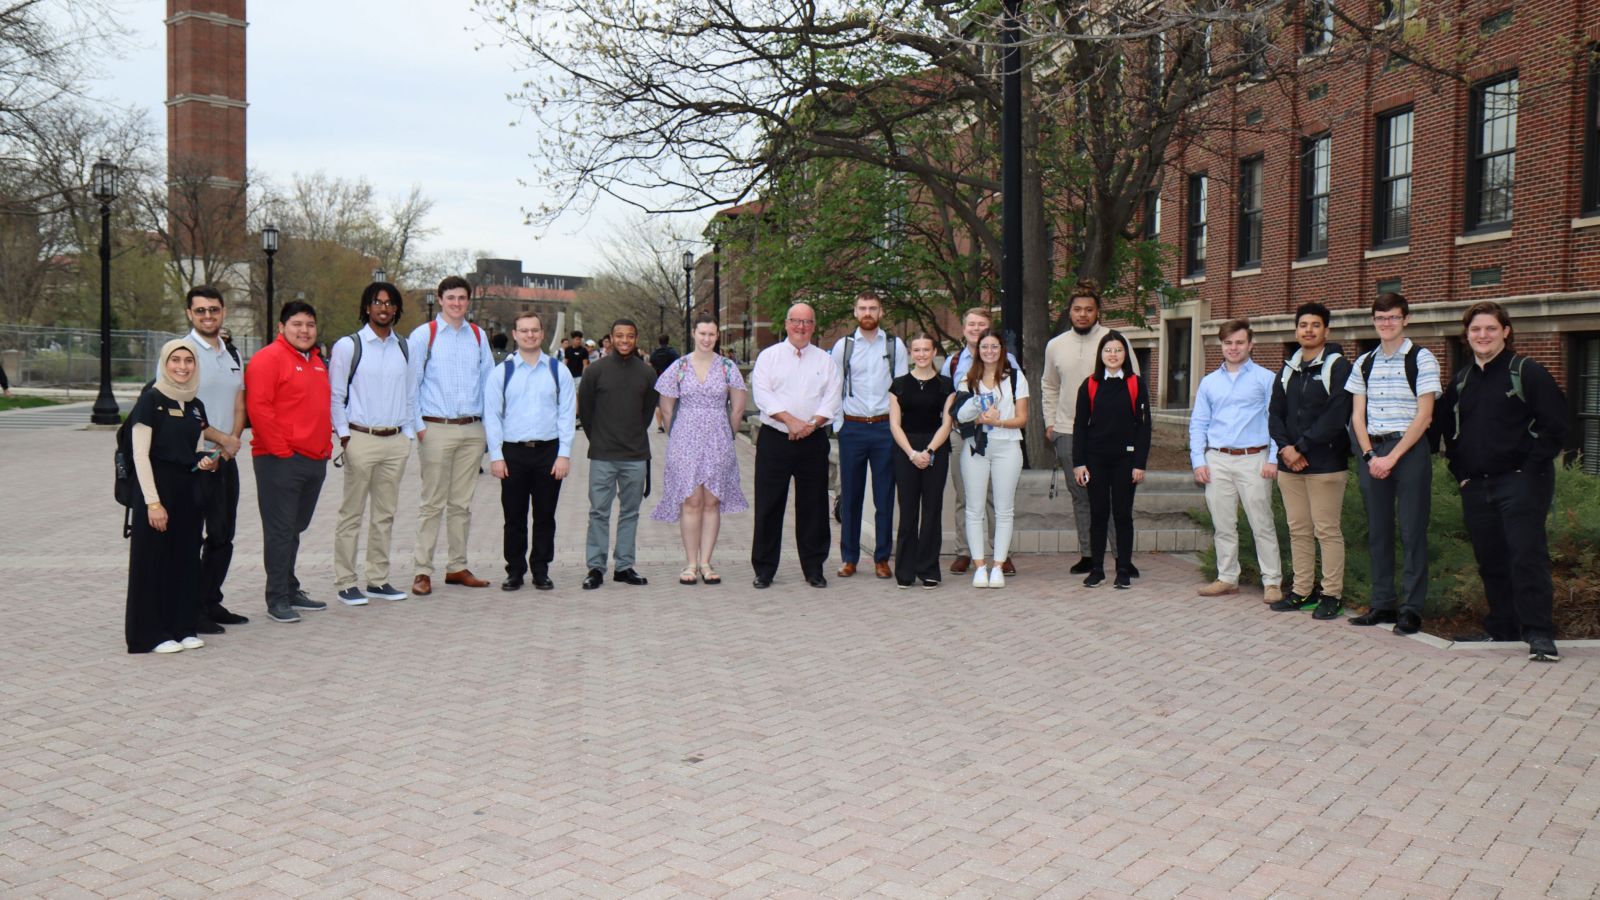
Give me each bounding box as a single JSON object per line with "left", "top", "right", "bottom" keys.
{"left": 1440, "top": 301, "right": 1568, "bottom": 662}
{"left": 124, "top": 339, "right": 226, "bottom": 653}
{"left": 829, "top": 291, "right": 907, "bottom": 580}
{"left": 654, "top": 316, "right": 747, "bottom": 585}
{"left": 486, "top": 312, "right": 575, "bottom": 592}
{"left": 1071, "top": 330, "right": 1150, "bottom": 589}
{"left": 328, "top": 281, "right": 416, "bottom": 607}
{"left": 749, "top": 302, "right": 842, "bottom": 589}
{"left": 246, "top": 302, "right": 334, "bottom": 624}
{"left": 649, "top": 334, "right": 681, "bottom": 433}
{"left": 577, "top": 319, "right": 658, "bottom": 590}
{"left": 887, "top": 334, "right": 954, "bottom": 589}
{"left": 564, "top": 331, "right": 588, "bottom": 380}
{"left": 1189, "top": 319, "right": 1283, "bottom": 602}
{"left": 1346, "top": 292, "right": 1439, "bottom": 636}
{"left": 1266, "top": 302, "right": 1351, "bottom": 620}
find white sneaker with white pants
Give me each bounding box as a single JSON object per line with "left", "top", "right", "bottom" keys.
{"left": 1203, "top": 448, "right": 1283, "bottom": 587}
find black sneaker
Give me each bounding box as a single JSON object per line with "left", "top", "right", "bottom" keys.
{"left": 1529, "top": 636, "right": 1559, "bottom": 663}
{"left": 365, "top": 583, "right": 408, "bottom": 601}
{"left": 1113, "top": 572, "right": 1131, "bottom": 590}
{"left": 1311, "top": 595, "right": 1344, "bottom": 620}
{"left": 267, "top": 605, "right": 301, "bottom": 624}
{"left": 920, "top": 578, "right": 940, "bottom": 590}
{"left": 1269, "top": 590, "right": 1318, "bottom": 612}
{"left": 1083, "top": 570, "right": 1106, "bottom": 588}
{"left": 290, "top": 590, "right": 328, "bottom": 611}
{"left": 1069, "top": 557, "right": 1094, "bottom": 574}
{"left": 211, "top": 606, "right": 249, "bottom": 625}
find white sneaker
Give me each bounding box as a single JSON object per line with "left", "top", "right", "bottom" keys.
{"left": 152, "top": 640, "right": 183, "bottom": 654}
{"left": 180, "top": 636, "right": 206, "bottom": 650}
{"left": 988, "top": 566, "right": 1005, "bottom": 589}
{"left": 972, "top": 565, "right": 990, "bottom": 588}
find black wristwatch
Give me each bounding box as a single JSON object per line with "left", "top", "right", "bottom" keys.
{"left": 1362, "top": 449, "right": 1375, "bottom": 462}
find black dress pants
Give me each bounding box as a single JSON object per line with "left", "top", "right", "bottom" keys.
{"left": 198, "top": 455, "right": 239, "bottom": 614}
{"left": 254, "top": 453, "right": 327, "bottom": 611}
{"left": 892, "top": 432, "right": 948, "bottom": 585}
{"left": 501, "top": 440, "right": 563, "bottom": 579}
{"left": 1087, "top": 453, "right": 1138, "bottom": 573}
{"left": 751, "top": 424, "right": 830, "bottom": 581}
{"left": 1460, "top": 463, "right": 1556, "bottom": 641}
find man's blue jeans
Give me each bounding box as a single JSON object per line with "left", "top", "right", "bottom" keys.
{"left": 837, "top": 420, "right": 895, "bottom": 565}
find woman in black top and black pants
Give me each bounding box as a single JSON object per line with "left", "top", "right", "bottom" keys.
{"left": 888, "top": 334, "right": 956, "bottom": 588}
{"left": 1071, "top": 331, "right": 1151, "bottom": 589}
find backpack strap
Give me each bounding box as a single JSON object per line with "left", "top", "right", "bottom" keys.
{"left": 343, "top": 333, "right": 363, "bottom": 407}
{"left": 226, "top": 343, "right": 241, "bottom": 368}
{"left": 500, "top": 358, "right": 515, "bottom": 418}
{"left": 1087, "top": 376, "right": 1099, "bottom": 413}
{"left": 1404, "top": 344, "right": 1421, "bottom": 396}
{"left": 842, "top": 335, "right": 855, "bottom": 397}
{"left": 1127, "top": 374, "right": 1140, "bottom": 415}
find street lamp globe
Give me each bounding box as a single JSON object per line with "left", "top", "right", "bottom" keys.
{"left": 373, "top": 268, "right": 386, "bottom": 283}
{"left": 680, "top": 250, "right": 694, "bottom": 272}
{"left": 91, "top": 158, "right": 118, "bottom": 203}
{"left": 261, "top": 223, "right": 280, "bottom": 253}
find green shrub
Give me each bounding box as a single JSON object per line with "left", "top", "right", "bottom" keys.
{"left": 1188, "top": 460, "right": 1600, "bottom": 629}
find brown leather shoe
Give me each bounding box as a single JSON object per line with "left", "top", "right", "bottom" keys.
{"left": 837, "top": 562, "right": 857, "bottom": 577}
{"left": 411, "top": 574, "right": 432, "bottom": 596}
{"left": 445, "top": 569, "right": 490, "bottom": 588}
{"left": 950, "top": 555, "right": 971, "bottom": 574}
{"left": 1197, "top": 580, "right": 1240, "bottom": 597}
{"left": 874, "top": 561, "right": 891, "bottom": 579}
{"left": 1262, "top": 584, "right": 1285, "bottom": 604}
{"left": 1001, "top": 559, "right": 1016, "bottom": 576}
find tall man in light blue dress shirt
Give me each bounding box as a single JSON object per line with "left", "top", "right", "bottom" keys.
{"left": 406, "top": 275, "right": 497, "bottom": 596}
{"left": 829, "top": 292, "right": 908, "bottom": 579}
{"left": 328, "top": 281, "right": 417, "bottom": 606}
{"left": 486, "top": 311, "right": 575, "bottom": 592}
{"left": 1188, "top": 318, "right": 1283, "bottom": 602}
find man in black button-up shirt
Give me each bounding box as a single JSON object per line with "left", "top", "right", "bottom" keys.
{"left": 1439, "top": 302, "right": 1568, "bottom": 662}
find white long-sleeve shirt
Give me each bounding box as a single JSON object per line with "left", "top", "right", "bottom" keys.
{"left": 329, "top": 324, "right": 416, "bottom": 438}
{"left": 751, "top": 339, "right": 842, "bottom": 433}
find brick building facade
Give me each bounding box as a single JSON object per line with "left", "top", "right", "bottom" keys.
{"left": 1150, "top": 0, "right": 1600, "bottom": 465}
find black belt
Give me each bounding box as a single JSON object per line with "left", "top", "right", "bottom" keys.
{"left": 508, "top": 438, "right": 558, "bottom": 448}
{"left": 1369, "top": 432, "right": 1404, "bottom": 442}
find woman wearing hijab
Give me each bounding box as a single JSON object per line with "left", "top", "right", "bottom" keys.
{"left": 1071, "top": 330, "right": 1151, "bottom": 589}
{"left": 125, "top": 339, "right": 227, "bottom": 654}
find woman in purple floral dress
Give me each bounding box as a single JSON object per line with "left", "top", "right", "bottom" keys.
{"left": 653, "top": 316, "right": 748, "bottom": 584}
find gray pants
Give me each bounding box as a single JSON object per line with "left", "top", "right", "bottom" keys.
{"left": 1357, "top": 436, "right": 1431, "bottom": 614}
{"left": 587, "top": 458, "right": 647, "bottom": 572}
{"left": 1050, "top": 432, "right": 1093, "bottom": 558}
{"left": 253, "top": 453, "right": 328, "bottom": 611}
{"left": 949, "top": 431, "right": 994, "bottom": 556}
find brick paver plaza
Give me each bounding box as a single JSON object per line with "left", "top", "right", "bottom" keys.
{"left": 3, "top": 421, "right": 1599, "bottom": 898}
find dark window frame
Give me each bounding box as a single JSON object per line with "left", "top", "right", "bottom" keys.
{"left": 1186, "top": 173, "right": 1208, "bottom": 277}
{"left": 1466, "top": 72, "right": 1518, "bottom": 233}
{"left": 1304, "top": 0, "right": 1334, "bottom": 54}
{"left": 1299, "top": 133, "right": 1331, "bottom": 259}
{"left": 1373, "top": 107, "right": 1413, "bottom": 247}
{"left": 1237, "top": 156, "right": 1264, "bottom": 269}
{"left": 1584, "top": 47, "right": 1600, "bottom": 215}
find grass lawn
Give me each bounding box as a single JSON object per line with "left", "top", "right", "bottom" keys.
{"left": 0, "top": 396, "right": 62, "bottom": 411}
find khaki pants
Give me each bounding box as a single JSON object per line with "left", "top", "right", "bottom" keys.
{"left": 1277, "top": 470, "right": 1347, "bottom": 598}
{"left": 413, "top": 420, "right": 485, "bottom": 576}
{"left": 333, "top": 430, "right": 411, "bottom": 589}
{"left": 1203, "top": 449, "right": 1282, "bottom": 586}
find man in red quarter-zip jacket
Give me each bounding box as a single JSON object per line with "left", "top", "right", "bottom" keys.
{"left": 246, "top": 300, "right": 333, "bottom": 624}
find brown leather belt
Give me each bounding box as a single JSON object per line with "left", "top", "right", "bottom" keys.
{"left": 349, "top": 424, "right": 402, "bottom": 437}
{"left": 421, "top": 416, "right": 480, "bottom": 425}
{"left": 843, "top": 414, "right": 889, "bottom": 424}
{"left": 1213, "top": 445, "right": 1269, "bottom": 456}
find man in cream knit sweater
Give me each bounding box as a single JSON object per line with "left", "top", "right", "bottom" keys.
{"left": 1040, "top": 281, "right": 1139, "bottom": 574}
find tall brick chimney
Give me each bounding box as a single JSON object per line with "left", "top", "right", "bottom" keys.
{"left": 165, "top": 1, "right": 247, "bottom": 275}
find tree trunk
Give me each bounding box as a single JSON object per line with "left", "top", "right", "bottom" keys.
{"left": 1021, "top": 79, "right": 1054, "bottom": 470}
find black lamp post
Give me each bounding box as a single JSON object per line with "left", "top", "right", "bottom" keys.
{"left": 261, "top": 224, "right": 279, "bottom": 338}
{"left": 1000, "top": 0, "right": 1024, "bottom": 363}
{"left": 426, "top": 291, "right": 436, "bottom": 321}
{"left": 712, "top": 242, "right": 721, "bottom": 349}
{"left": 658, "top": 298, "right": 666, "bottom": 339}
{"left": 89, "top": 158, "right": 120, "bottom": 425}
{"left": 681, "top": 250, "right": 695, "bottom": 352}
{"left": 373, "top": 267, "right": 386, "bottom": 283}
{"left": 742, "top": 309, "right": 752, "bottom": 363}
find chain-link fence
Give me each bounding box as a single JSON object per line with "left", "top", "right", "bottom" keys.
{"left": 0, "top": 325, "right": 265, "bottom": 388}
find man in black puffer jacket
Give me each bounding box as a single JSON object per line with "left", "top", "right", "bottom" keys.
{"left": 1268, "top": 302, "right": 1352, "bottom": 620}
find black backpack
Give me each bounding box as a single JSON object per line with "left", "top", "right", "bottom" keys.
{"left": 113, "top": 381, "right": 156, "bottom": 538}
{"left": 1355, "top": 344, "right": 1441, "bottom": 454}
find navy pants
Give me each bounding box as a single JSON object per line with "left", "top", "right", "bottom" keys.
{"left": 836, "top": 420, "right": 895, "bottom": 564}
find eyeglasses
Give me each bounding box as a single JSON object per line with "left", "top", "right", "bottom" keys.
{"left": 369, "top": 299, "right": 398, "bottom": 308}
{"left": 787, "top": 318, "right": 815, "bottom": 326}
{"left": 191, "top": 306, "right": 223, "bottom": 316}
{"left": 1372, "top": 314, "right": 1405, "bottom": 323}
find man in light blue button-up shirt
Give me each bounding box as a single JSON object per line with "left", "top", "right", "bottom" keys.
{"left": 1188, "top": 319, "right": 1283, "bottom": 600}
{"left": 829, "top": 293, "right": 909, "bottom": 578}
{"left": 485, "top": 311, "right": 575, "bottom": 591}
{"left": 405, "top": 276, "right": 497, "bottom": 595}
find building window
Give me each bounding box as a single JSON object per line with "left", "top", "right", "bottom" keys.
{"left": 1574, "top": 334, "right": 1600, "bottom": 475}
{"left": 1237, "top": 157, "right": 1263, "bottom": 268}
{"left": 1467, "top": 73, "right": 1517, "bottom": 232}
{"left": 1186, "top": 173, "right": 1207, "bottom": 276}
{"left": 1299, "top": 133, "right": 1330, "bottom": 258}
{"left": 1144, "top": 187, "right": 1161, "bottom": 239}
{"left": 1585, "top": 48, "right": 1600, "bottom": 215}
{"left": 1374, "top": 108, "right": 1412, "bottom": 246}
{"left": 1382, "top": 0, "right": 1417, "bottom": 22}
{"left": 1304, "top": 0, "right": 1334, "bottom": 54}
{"left": 1243, "top": 24, "right": 1268, "bottom": 80}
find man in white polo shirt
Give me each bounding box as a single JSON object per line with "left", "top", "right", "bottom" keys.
{"left": 1346, "top": 292, "right": 1441, "bottom": 636}
{"left": 183, "top": 285, "right": 246, "bottom": 631}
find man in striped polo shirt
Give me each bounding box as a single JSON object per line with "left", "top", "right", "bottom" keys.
{"left": 1345, "top": 292, "right": 1441, "bottom": 636}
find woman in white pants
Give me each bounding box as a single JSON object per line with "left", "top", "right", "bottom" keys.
{"left": 955, "top": 331, "right": 1029, "bottom": 589}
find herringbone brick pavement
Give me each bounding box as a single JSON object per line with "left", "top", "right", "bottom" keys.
{"left": 2, "top": 425, "right": 1597, "bottom": 898}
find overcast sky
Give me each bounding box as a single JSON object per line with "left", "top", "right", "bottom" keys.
{"left": 90, "top": 0, "right": 690, "bottom": 277}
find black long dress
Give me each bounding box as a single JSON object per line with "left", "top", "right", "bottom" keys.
{"left": 124, "top": 388, "right": 209, "bottom": 653}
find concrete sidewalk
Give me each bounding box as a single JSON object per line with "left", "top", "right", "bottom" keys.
{"left": 2, "top": 424, "right": 1597, "bottom": 898}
